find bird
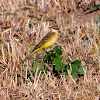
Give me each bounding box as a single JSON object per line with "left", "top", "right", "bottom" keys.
{"left": 22, "top": 26, "right": 59, "bottom": 62}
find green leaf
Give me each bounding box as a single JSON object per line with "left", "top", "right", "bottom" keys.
{"left": 53, "top": 57, "right": 64, "bottom": 72}
{"left": 62, "top": 64, "right": 70, "bottom": 76}
{"left": 35, "top": 17, "right": 41, "bottom": 21}
{"left": 44, "top": 68, "right": 49, "bottom": 74}
{"left": 71, "top": 64, "right": 79, "bottom": 78}
{"left": 53, "top": 45, "right": 62, "bottom": 55}
{"left": 43, "top": 50, "right": 57, "bottom": 63}
{"left": 33, "top": 60, "right": 42, "bottom": 68}
{"left": 42, "top": 46, "right": 84, "bottom": 78}
{"left": 98, "top": 17, "right": 100, "bottom": 21}
{"left": 71, "top": 59, "right": 84, "bottom": 78}
{"left": 43, "top": 55, "right": 49, "bottom": 63}
{"left": 3, "top": 27, "right": 10, "bottom": 30}
{"left": 92, "top": 4, "right": 100, "bottom": 9}
{"left": 78, "top": 65, "right": 84, "bottom": 75}
{"left": 48, "top": 50, "right": 56, "bottom": 57}
{"left": 5, "top": 12, "right": 15, "bottom": 16}
{"left": 30, "top": 69, "right": 35, "bottom": 76}
{"left": 71, "top": 60, "right": 81, "bottom": 67}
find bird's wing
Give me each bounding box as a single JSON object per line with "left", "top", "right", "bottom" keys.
{"left": 32, "top": 32, "right": 55, "bottom": 52}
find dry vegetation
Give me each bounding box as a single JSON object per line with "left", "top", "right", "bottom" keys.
{"left": 0, "top": 0, "right": 100, "bottom": 100}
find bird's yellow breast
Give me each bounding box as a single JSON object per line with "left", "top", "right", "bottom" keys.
{"left": 41, "top": 32, "right": 58, "bottom": 48}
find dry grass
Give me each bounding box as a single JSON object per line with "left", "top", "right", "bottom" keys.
{"left": 0, "top": 0, "right": 100, "bottom": 100}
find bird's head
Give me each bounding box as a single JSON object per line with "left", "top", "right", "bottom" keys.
{"left": 49, "top": 25, "right": 60, "bottom": 33}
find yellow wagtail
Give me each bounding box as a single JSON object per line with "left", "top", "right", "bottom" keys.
{"left": 22, "top": 26, "right": 59, "bottom": 62}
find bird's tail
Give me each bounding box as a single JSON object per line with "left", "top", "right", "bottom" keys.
{"left": 21, "top": 46, "right": 39, "bottom": 63}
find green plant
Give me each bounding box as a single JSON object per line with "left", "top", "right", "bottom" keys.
{"left": 92, "top": 4, "right": 100, "bottom": 10}
{"left": 30, "top": 45, "right": 84, "bottom": 78}
{"left": 43, "top": 45, "right": 84, "bottom": 78}
{"left": 27, "top": 60, "right": 42, "bottom": 81}
{"left": 5, "top": 12, "right": 15, "bottom": 16}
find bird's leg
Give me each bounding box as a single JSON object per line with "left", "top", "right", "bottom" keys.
{"left": 43, "top": 49, "right": 53, "bottom": 65}
{"left": 43, "top": 49, "right": 52, "bottom": 64}
{"left": 43, "top": 49, "right": 49, "bottom": 54}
